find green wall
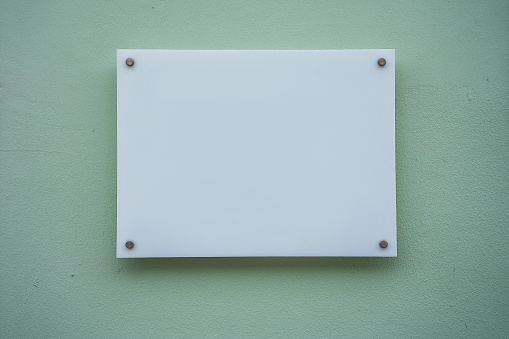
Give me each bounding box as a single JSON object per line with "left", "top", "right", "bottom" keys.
{"left": 1, "top": 1, "right": 508, "bottom": 338}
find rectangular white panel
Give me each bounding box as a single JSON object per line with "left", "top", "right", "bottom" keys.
{"left": 117, "top": 49, "right": 396, "bottom": 257}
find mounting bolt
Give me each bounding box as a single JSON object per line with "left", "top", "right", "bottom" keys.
{"left": 379, "top": 240, "right": 388, "bottom": 249}
{"left": 378, "top": 58, "right": 386, "bottom": 67}
{"left": 125, "top": 241, "right": 134, "bottom": 249}
{"left": 125, "top": 58, "right": 135, "bottom": 67}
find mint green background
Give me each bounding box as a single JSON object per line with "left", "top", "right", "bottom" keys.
{"left": 1, "top": 1, "right": 508, "bottom": 338}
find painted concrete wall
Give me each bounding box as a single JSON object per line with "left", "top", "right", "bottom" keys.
{"left": 1, "top": 1, "right": 507, "bottom": 337}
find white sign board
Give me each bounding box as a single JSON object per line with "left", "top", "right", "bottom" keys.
{"left": 117, "top": 49, "right": 396, "bottom": 257}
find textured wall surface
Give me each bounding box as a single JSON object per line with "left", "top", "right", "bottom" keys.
{"left": 1, "top": 1, "right": 508, "bottom": 338}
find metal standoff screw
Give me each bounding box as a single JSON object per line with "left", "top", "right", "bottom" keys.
{"left": 379, "top": 240, "right": 388, "bottom": 249}
{"left": 125, "top": 241, "right": 134, "bottom": 249}
{"left": 125, "top": 58, "right": 135, "bottom": 67}
{"left": 378, "top": 58, "right": 386, "bottom": 67}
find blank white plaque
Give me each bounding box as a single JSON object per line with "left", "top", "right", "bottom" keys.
{"left": 117, "top": 49, "right": 396, "bottom": 258}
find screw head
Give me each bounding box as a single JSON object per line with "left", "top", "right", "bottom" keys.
{"left": 378, "top": 58, "right": 386, "bottom": 67}
{"left": 379, "top": 240, "right": 388, "bottom": 249}
{"left": 125, "top": 58, "right": 134, "bottom": 67}
{"left": 125, "top": 241, "right": 134, "bottom": 249}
